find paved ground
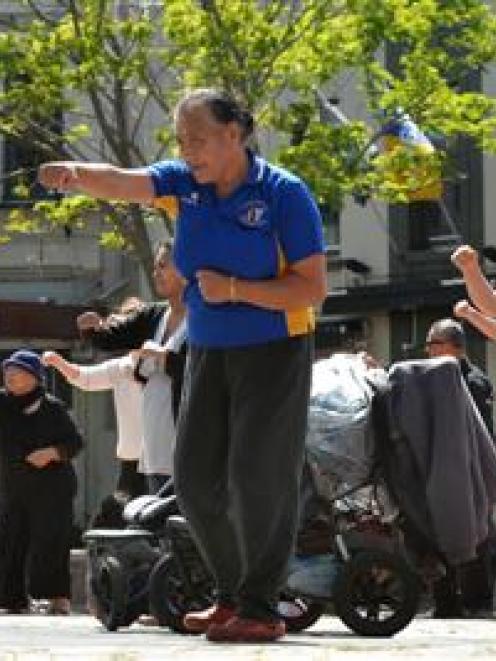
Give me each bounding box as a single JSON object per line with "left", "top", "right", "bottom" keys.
{"left": 0, "top": 614, "right": 495, "bottom": 661}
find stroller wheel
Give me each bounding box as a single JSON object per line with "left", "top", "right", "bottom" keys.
{"left": 333, "top": 549, "right": 420, "bottom": 637}
{"left": 92, "top": 555, "right": 127, "bottom": 631}
{"left": 277, "top": 595, "right": 324, "bottom": 632}
{"left": 148, "top": 553, "right": 213, "bottom": 633}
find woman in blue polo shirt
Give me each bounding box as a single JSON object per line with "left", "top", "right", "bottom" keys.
{"left": 38, "top": 88, "right": 326, "bottom": 643}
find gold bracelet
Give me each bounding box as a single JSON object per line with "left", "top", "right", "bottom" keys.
{"left": 229, "top": 276, "right": 237, "bottom": 303}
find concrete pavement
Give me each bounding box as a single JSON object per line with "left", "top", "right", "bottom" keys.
{"left": 0, "top": 614, "right": 495, "bottom": 660}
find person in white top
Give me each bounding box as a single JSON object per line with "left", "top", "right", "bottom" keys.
{"left": 130, "top": 313, "right": 187, "bottom": 493}
{"left": 42, "top": 298, "right": 146, "bottom": 499}
{"left": 70, "top": 241, "right": 187, "bottom": 494}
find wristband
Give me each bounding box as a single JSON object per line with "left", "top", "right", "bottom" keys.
{"left": 229, "top": 276, "right": 237, "bottom": 303}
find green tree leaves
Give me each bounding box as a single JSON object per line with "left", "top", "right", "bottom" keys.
{"left": 0, "top": 0, "right": 494, "bottom": 271}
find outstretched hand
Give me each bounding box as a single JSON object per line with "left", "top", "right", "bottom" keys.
{"left": 38, "top": 163, "right": 79, "bottom": 192}
{"left": 41, "top": 351, "right": 61, "bottom": 368}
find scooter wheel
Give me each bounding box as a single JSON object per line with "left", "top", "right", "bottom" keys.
{"left": 333, "top": 549, "right": 420, "bottom": 637}
{"left": 92, "top": 555, "right": 127, "bottom": 631}
{"left": 148, "top": 553, "right": 212, "bottom": 633}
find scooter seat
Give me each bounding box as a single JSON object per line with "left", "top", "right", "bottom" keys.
{"left": 122, "top": 495, "right": 161, "bottom": 524}
{"left": 83, "top": 528, "right": 156, "bottom": 543}
{"left": 138, "top": 495, "right": 180, "bottom": 527}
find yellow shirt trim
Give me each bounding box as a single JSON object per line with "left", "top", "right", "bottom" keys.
{"left": 277, "top": 244, "right": 316, "bottom": 336}
{"left": 153, "top": 195, "right": 179, "bottom": 221}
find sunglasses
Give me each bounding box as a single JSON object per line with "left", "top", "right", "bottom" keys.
{"left": 424, "top": 339, "right": 450, "bottom": 351}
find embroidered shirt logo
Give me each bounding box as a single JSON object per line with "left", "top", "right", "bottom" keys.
{"left": 238, "top": 200, "right": 268, "bottom": 228}
{"left": 181, "top": 191, "right": 200, "bottom": 205}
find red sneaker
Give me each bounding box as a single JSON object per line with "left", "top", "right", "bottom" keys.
{"left": 206, "top": 615, "right": 286, "bottom": 642}
{"left": 183, "top": 604, "right": 237, "bottom": 634}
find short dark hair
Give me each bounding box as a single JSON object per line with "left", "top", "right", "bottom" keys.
{"left": 427, "top": 318, "right": 466, "bottom": 348}
{"left": 154, "top": 238, "right": 174, "bottom": 259}
{"left": 175, "top": 88, "right": 255, "bottom": 141}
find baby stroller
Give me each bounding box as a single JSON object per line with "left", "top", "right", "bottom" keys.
{"left": 280, "top": 354, "right": 422, "bottom": 637}
{"left": 285, "top": 353, "right": 496, "bottom": 636}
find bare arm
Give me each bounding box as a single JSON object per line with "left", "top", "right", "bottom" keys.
{"left": 43, "top": 351, "right": 125, "bottom": 391}
{"left": 454, "top": 300, "right": 496, "bottom": 341}
{"left": 37, "top": 162, "right": 155, "bottom": 204}
{"left": 42, "top": 351, "right": 81, "bottom": 382}
{"left": 197, "top": 253, "right": 327, "bottom": 310}
{"left": 451, "top": 245, "right": 496, "bottom": 316}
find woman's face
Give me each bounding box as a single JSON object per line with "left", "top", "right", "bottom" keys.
{"left": 153, "top": 250, "right": 184, "bottom": 300}
{"left": 3, "top": 366, "right": 38, "bottom": 395}
{"left": 175, "top": 104, "right": 240, "bottom": 184}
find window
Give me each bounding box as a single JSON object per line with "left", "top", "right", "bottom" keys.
{"left": 406, "top": 174, "right": 465, "bottom": 252}
{"left": 407, "top": 201, "right": 443, "bottom": 251}
{"left": 319, "top": 204, "right": 340, "bottom": 249}
{"left": 315, "top": 317, "right": 366, "bottom": 356}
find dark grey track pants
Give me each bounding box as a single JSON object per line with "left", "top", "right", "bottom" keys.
{"left": 174, "top": 335, "right": 312, "bottom": 620}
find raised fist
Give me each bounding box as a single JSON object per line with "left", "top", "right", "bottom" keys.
{"left": 453, "top": 300, "right": 472, "bottom": 320}
{"left": 76, "top": 311, "right": 103, "bottom": 332}
{"left": 451, "top": 245, "right": 478, "bottom": 272}
{"left": 41, "top": 351, "right": 61, "bottom": 367}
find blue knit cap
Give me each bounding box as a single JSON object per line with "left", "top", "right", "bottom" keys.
{"left": 2, "top": 350, "right": 46, "bottom": 382}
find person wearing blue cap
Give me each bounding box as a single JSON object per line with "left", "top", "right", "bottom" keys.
{"left": 0, "top": 349, "right": 83, "bottom": 615}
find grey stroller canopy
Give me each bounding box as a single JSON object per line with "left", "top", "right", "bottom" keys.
{"left": 306, "top": 354, "right": 386, "bottom": 494}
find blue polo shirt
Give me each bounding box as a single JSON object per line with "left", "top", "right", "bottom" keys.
{"left": 148, "top": 152, "right": 324, "bottom": 348}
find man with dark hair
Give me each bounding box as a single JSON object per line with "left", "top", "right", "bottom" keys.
{"left": 425, "top": 318, "right": 495, "bottom": 618}
{"left": 425, "top": 318, "right": 493, "bottom": 435}
{"left": 38, "top": 87, "right": 326, "bottom": 643}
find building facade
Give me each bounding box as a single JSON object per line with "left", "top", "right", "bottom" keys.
{"left": 1, "top": 3, "right": 495, "bottom": 526}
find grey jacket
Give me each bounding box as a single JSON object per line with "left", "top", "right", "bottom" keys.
{"left": 385, "top": 357, "right": 496, "bottom": 564}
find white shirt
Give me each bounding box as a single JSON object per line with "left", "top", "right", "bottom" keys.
{"left": 67, "top": 355, "right": 143, "bottom": 461}
{"left": 140, "top": 309, "right": 187, "bottom": 476}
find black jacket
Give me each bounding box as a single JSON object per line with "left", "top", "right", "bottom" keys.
{"left": 83, "top": 303, "right": 187, "bottom": 421}
{"left": 0, "top": 390, "right": 83, "bottom": 495}
{"left": 460, "top": 357, "right": 494, "bottom": 436}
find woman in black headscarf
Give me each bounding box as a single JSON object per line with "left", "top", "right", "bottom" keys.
{"left": 0, "top": 350, "right": 83, "bottom": 615}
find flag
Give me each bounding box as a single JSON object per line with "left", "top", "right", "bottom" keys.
{"left": 379, "top": 113, "right": 443, "bottom": 201}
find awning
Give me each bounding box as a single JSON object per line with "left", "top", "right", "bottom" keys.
{"left": 0, "top": 300, "right": 96, "bottom": 340}
{"left": 322, "top": 279, "right": 467, "bottom": 315}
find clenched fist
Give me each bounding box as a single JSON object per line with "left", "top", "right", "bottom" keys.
{"left": 451, "top": 245, "right": 478, "bottom": 273}
{"left": 453, "top": 300, "right": 472, "bottom": 320}
{"left": 197, "top": 270, "right": 232, "bottom": 304}
{"left": 76, "top": 311, "right": 103, "bottom": 332}
{"left": 41, "top": 351, "right": 62, "bottom": 368}
{"left": 38, "top": 163, "right": 79, "bottom": 192}
{"left": 26, "top": 447, "right": 60, "bottom": 468}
